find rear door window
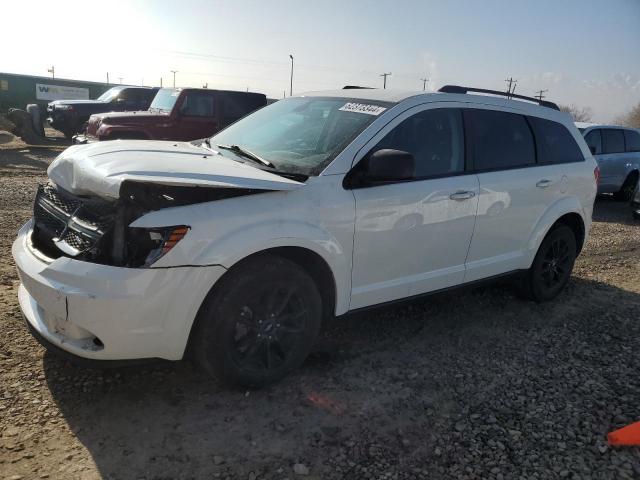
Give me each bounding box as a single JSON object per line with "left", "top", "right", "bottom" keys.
{"left": 584, "top": 129, "right": 602, "bottom": 155}
{"left": 602, "top": 129, "right": 626, "bottom": 154}
{"left": 528, "top": 117, "right": 584, "bottom": 164}
{"left": 465, "top": 109, "right": 535, "bottom": 171}
{"left": 624, "top": 130, "right": 640, "bottom": 152}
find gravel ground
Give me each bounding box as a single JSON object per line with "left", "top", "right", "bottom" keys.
{"left": 1, "top": 146, "right": 639, "bottom": 480}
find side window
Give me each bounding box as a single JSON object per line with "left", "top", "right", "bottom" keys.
{"left": 584, "top": 129, "right": 602, "bottom": 155}
{"left": 528, "top": 117, "right": 584, "bottom": 164}
{"left": 602, "top": 129, "right": 625, "bottom": 154}
{"left": 466, "top": 109, "right": 535, "bottom": 170}
{"left": 222, "top": 94, "right": 263, "bottom": 124}
{"left": 624, "top": 130, "right": 640, "bottom": 152}
{"left": 180, "top": 93, "right": 215, "bottom": 117}
{"left": 373, "top": 108, "right": 465, "bottom": 178}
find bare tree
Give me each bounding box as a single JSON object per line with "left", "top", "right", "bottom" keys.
{"left": 559, "top": 104, "right": 593, "bottom": 122}
{"left": 615, "top": 102, "right": 640, "bottom": 129}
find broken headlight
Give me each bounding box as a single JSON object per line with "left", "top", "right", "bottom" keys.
{"left": 127, "top": 225, "right": 190, "bottom": 267}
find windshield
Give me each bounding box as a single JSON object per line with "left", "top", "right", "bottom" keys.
{"left": 150, "top": 88, "right": 181, "bottom": 112}
{"left": 210, "top": 97, "right": 392, "bottom": 175}
{"left": 96, "top": 87, "right": 124, "bottom": 102}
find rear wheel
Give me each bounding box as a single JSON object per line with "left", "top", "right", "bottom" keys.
{"left": 192, "top": 255, "right": 322, "bottom": 388}
{"left": 518, "top": 224, "right": 577, "bottom": 302}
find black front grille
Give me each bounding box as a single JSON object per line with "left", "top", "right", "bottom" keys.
{"left": 32, "top": 183, "right": 116, "bottom": 257}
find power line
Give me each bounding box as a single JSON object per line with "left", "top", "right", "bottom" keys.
{"left": 380, "top": 72, "right": 391, "bottom": 89}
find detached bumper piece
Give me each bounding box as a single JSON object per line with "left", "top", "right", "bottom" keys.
{"left": 72, "top": 134, "right": 97, "bottom": 145}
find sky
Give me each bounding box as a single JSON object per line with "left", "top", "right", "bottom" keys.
{"left": 3, "top": 0, "right": 639, "bottom": 121}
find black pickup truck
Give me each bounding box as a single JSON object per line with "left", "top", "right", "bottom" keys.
{"left": 47, "top": 86, "right": 158, "bottom": 138}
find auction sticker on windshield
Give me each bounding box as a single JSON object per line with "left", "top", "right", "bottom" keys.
{"left": 339, "top": 103, "right": 386, "bottom": 116}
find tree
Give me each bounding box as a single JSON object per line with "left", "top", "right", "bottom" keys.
{"left": 615, "top": 102, "right": 640, "bottom": 128}
{"left": 559, "top": 104, "right": 593, "bottom": 122}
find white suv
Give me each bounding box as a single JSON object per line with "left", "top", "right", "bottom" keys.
{"left": 13, "top": 85, "right": 598, "bottom": 387}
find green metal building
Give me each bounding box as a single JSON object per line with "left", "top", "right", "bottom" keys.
{"left": 0, "top": 72, "right": 112, "bottom": 113}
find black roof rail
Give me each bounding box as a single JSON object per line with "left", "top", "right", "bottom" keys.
{"left": 438, "top": 85, "right": 560, "bottom": 111}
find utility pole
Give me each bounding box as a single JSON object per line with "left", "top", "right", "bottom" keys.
{"left": 170, "top": 70, "right": 178, "bottom": 88}
{"left": 106, "top": 72, "right": 109, "bottom": 84}
{"left": 534, "top": 89, "right": 548, "bottom": 100}
{"left": 380, "top": 72, "right": 391, "bottom": 89}
{"left": 504, "top": 77, "right": 517, "bottom": 97}
{"left": 289, "top": 54, "right": 294, "bottom": 97}
{"left": 47, "top": 66, "right": 55, "bottom": 78}
{"left": 160, "top": 77, "right": 163, "bottom": 88}
{"left": 118, "top": 77, "right": 123, "bottom": 84}
{"left": 203, "top": 83, "right": 208, "bottom": 89}
{"left": 420, "top": 77, "right": 429, "bottom": 91}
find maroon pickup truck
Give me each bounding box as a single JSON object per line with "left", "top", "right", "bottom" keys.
{"left": 76, "top": 88, "right": 267, "bottom": 143}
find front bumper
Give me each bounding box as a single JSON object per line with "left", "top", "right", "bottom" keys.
{"left": 13, "top": 220, "right": 226, "bottom": 361}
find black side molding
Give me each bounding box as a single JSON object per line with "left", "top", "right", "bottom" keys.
{"left": 438, "top": 85, "right": 560, "bottom": 111}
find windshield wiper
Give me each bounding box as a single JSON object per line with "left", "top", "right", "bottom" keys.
{"left": 216, "top": 144, "right": 275, "bottom": 168}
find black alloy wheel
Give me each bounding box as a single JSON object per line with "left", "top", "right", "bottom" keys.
{"left": 192, "top": 255, "right": 322, "bottom": 388}
{"left": 518, "top": 224, "right": 577, "bottom": 302}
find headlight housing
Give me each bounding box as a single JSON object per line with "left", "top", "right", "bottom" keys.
{"left": 127, "top": 225, "right": 190, "bottom": 267}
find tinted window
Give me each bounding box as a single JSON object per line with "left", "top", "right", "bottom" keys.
{"left": 180, "top": 93, "right": 215, "bottom": 117}
{"left": 373, "top": 108, "right": 464, "bottom": 178}
{"left": 466, "top": 109, "right": 535, "bottom": 170}
{"left": 584, "top": 129, "right": 602, "bottom": 155}
{"left": 624, "top": 130, "right": 640, "bottom": 152}
{"left": 528, "top": 117, "right": 584, "bottom": 164}
{"left": 602, "top": 129, "right": 625, "bottom": 154}
{"left": 222, "top": 93, "right": 266, "bottom": 124}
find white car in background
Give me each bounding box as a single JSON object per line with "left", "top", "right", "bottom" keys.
{"left": 13, "top": 86, "right": 598, "bottom": 387}
{"left": 576, "top": 122, "right": 640, "bottom": 200}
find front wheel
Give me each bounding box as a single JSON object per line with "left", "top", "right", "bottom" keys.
{"left": 518, "top": 224, "right": 577, "bottom": 302}
{"left": 192, "top": 255, "right": 322, "bottom": 388}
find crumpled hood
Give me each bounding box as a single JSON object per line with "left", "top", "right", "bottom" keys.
{"left": 47, "top": 140, "right": 303, "bottom": 200}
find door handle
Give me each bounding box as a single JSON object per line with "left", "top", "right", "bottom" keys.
{"left": 536, "top": 179, "right": 553, "bottom": 188}
{"left": 449, "top": 190, "right": 476, "bottom": 201}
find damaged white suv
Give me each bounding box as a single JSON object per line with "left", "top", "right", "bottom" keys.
{"left": 13, "top": 86, "right": 598, "bottom": 387}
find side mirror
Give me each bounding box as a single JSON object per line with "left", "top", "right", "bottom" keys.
{"left": 347, "top": 149, "right": 415, "bottom": 188}
{"left": 589, "top": 145, "right": 597, "bottom": 155}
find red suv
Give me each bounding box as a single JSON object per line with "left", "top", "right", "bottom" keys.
{"left": 75, "top": 88, "right": 267, "bottom": 143}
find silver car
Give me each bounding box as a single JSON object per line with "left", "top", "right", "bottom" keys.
{"left": 577, "top": 122, "right": 640, "bottom": 200}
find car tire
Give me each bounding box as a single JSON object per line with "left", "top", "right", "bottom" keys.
{"left": 192, "top": 255, "right": 322, "bottom": 388}
{"left": 613, "top": 173, "right": 638, "bottom": 201}
{"left": 517, "top": 224, "right": 577, "bottom": 302}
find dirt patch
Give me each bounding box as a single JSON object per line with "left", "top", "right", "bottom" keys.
{"left": 1, "top": 149, "right": 639, "bottom": 479}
